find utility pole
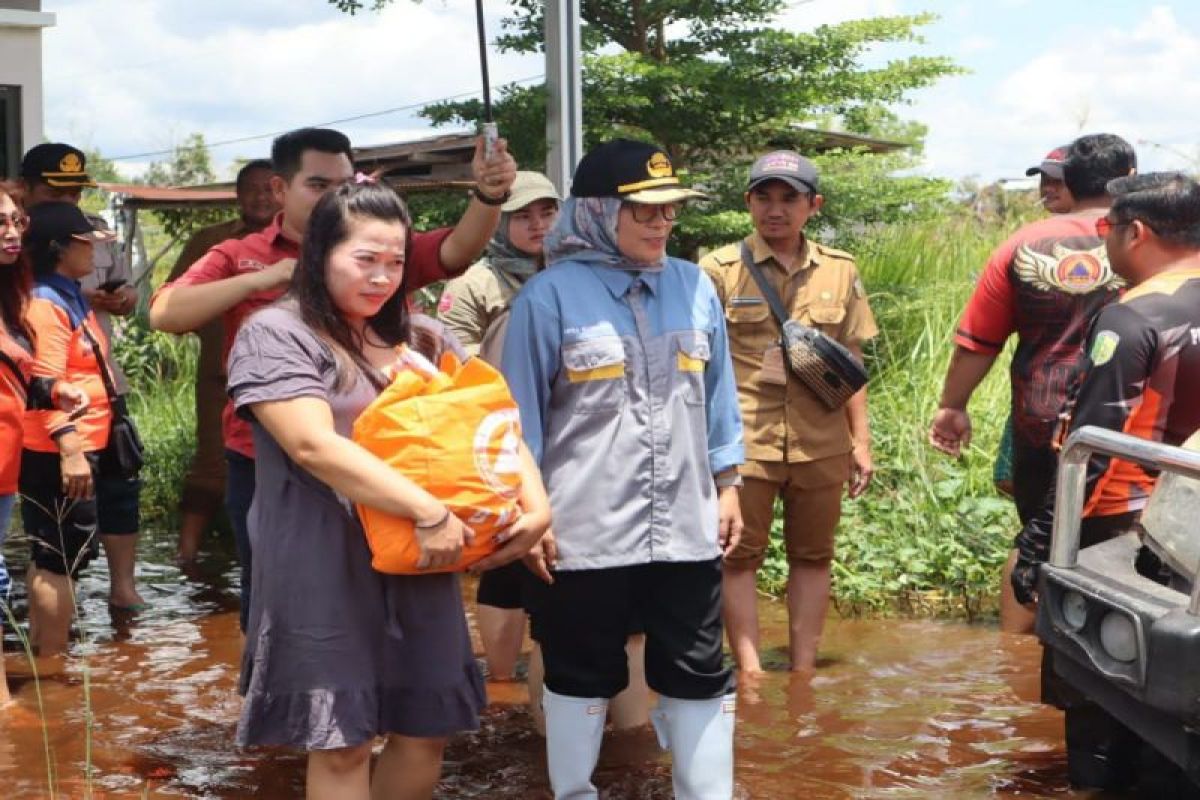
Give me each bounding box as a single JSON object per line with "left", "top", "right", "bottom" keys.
{"left": 544, "top": 0, "right": 583, "bottom": 196}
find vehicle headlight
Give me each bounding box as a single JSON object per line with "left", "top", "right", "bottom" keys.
{"left": 1061, "top": 591, "right": 1088, "bottom": 631}
{"left": 1099, "top": 612, "right": 1139, "bottom": 663}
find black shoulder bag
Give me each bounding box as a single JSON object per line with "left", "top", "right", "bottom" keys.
{"left": 78, "top": 322, "right": 145, "bottom": 479}
{"left": 740, "top": 243, "right": 868, "bottom": 410}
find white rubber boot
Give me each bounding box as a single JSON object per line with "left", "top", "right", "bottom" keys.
{"left": 543, "top": 687, "right": 609, "bottom": 799}
{"left": 651, "top": 693, "right": 737, "bottom": 800}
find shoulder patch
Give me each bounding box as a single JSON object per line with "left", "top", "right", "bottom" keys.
{"left": 812, "top": 242, "right": 856, "bottom": 263}
{"left": 853, "top": 277, "right": 866, "bottom": 298}
{"left": 699, "top": 243, "right": 743, "bottom": 269}
{"left": 1089, "top": 330, "right": 1120, "bottom": 366}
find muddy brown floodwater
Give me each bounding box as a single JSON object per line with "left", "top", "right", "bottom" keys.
{"left": 0, "top": 528, "right": 1100, "bottom": 798}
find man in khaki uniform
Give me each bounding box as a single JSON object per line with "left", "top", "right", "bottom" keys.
{"left": 167, "top": 159, "right": 278, "bottom": 562}
{"left": 700, "top": 151, "right": 877, "bottom": 673}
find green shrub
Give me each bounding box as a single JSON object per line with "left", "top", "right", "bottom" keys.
{"left": 112, "top": 314, "right": 198, "bottom": 528}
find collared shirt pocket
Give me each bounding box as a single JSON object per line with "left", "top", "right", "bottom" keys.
{"left": 806, "top": 303, "right": 847, "bottom": 338}
{"left": 674, "top": 330, "right": 711, "bottom": 406}
{"left": 724, "top": 297, "right": 773, "bottom": 352}
{"left": 561, "top": 336, "right": 627, "bottom": 413}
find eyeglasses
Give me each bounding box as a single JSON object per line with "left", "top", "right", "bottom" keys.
{"left": 1095, "top": 217, "right": 1129, "bottom": 237}
{"left": 626, "top": 203, "right": 679, "bottom": 224}
{"left": 0, "top": 212, "right": 28, "bottom": 232}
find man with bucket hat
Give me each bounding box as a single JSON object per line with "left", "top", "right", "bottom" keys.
{"left": 502, "top": 139, "right": 744, "bottom": 799}
{"left": 701, "top": 150, "right": 877, "bottom": 675}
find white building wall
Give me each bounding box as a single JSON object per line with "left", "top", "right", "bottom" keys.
{"left": 0, "top": 6, "right": 57, "bottom": 151}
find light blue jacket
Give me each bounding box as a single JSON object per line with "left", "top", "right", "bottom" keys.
{"left": 501, "top": 256, "right": 744, "bottom": 570}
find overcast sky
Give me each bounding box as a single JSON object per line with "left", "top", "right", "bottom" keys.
{"left": 39, "top": 0, "right": 1200, "bottom": 184}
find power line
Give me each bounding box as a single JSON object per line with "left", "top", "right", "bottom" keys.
{"left": 108, "top": 73, "right": 545, "bottom": 162}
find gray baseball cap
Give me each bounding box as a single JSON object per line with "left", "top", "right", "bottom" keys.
{"left": 747, "top": 150, "right": 819, "bottom": 194}
{"left": 1025, "top": 146, "right": 1069, "bottom": 180}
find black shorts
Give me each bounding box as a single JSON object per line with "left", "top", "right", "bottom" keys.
{"left": 532, "top": 559, "right": 732, "bottom": 700}
{"left": 19, "top": 449, "right": 101, "bottom": 578}
{"left": 1011, "top": 442, "right": 1057, "bottom": 526}
{"left": 476, "top": 560, "right": 530, "bottom": 610}
{"left": 95, "top": 471, "right": 141, "bottom": 535}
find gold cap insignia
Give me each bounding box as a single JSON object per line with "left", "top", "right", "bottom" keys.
{"left": 646, "top": 152, "right": 673, "bottom": 179}
{"left": 59, "top": 153, "right": 84, "bottom": 174}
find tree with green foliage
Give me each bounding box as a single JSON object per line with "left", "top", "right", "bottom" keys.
{"left": 330, "top": 0, "right": 959, "bottom": 253}
{"left": 143, "top": 133, "right": 230, "bottom": 245}
{"left": 143, "top": 132, "right": 217, "bottom": 189}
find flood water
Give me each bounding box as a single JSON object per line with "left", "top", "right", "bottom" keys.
{"left": 0, "top": 527, "right": 1101, "bottom": 798}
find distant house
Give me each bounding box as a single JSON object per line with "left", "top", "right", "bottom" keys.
{"left": 0, "top": 1, "right": 54, "bottom": 178}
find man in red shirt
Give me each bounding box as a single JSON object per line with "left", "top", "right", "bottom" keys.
{"left": 151, "top": 127, "right": 516, "bottom": 628}
{"left": 927, "top": 133, "right": 1136, "bottom": 633}
{"left": 168, "top": 159, "right": 278, "bottom": 564}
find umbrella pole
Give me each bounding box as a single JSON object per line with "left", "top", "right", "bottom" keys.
{"left": 474, "top": 0, "right": 497, "bottom": 156}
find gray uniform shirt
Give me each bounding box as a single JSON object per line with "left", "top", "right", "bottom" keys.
{"left": 501, "top": 257, "right": 745, "bottom": 571}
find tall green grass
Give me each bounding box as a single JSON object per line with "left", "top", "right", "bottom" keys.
{"left": 114, "top": 315, "right": 199, "bottom": 529}
{"left": 759, "top": 216, "right": 1027, "bottom": 617}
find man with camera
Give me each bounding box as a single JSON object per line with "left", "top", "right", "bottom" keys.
{"left": 700, "top": 151, "right": 877, "bottom": 674}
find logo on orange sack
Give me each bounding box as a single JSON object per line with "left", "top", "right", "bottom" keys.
{"left": 473, "top": 408, "right": 522, "bottom": 498}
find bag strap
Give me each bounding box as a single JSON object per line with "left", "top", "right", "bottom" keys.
{"left": 739, "top": 242, "right": 792, "bottom": 330}
{"left": 78, "top": 322, "right": 121, "bottom": 404}
{"left": 0, "top": 350, "right": 29, "bottom": 397}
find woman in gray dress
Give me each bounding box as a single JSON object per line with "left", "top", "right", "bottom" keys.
{"left": 227, "top": 179, "right": 551, "bottom": 800}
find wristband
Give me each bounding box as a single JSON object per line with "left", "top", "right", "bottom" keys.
{"left": 472, "top": 187, "right": 510, "bottom": 206}
{"left": 415, "top": 509, "right": 451, "bottom": 529}
{"left": 715, "top": 472, "right": 744, "bottom": 489}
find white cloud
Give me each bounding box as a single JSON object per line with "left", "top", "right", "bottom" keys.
{"left": 911, "top": 5, "right": 1200, "bottom": 180}
{"left": 41, "top": 0, "right": 542, "bottom": 179}
{"left": 38, "top": 1, "right": 1200, "bottom": 184}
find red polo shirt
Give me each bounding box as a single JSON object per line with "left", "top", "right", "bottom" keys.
{"left": 156, "top": 213, "right": 454, "bottom": 458}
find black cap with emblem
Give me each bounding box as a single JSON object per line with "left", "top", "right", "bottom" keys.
{"left": 571, "top": 139, "right": 706, "bottom": 204}
{"left": 20, "top": 143, "right": 98, "bottom": 188}
{"left": 25, "top": 202, "right": 116, "bottom": 245}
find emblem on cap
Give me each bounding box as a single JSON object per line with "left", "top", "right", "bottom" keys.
{"left": 647, "top": 152, "right": 673, "bottom": 179}
{"left": 59, "top": 153, "right": 84, "bottom": 174}
{"left": 758, "top": 152, "right": 800, "bottom": 173}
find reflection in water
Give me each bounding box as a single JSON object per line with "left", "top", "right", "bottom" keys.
{"left": 0, "top": 527, "right": 1089, "bottom": 798}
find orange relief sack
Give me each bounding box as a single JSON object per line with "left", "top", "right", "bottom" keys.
{"left": 351, "top": 348, "right": 524, "bottom": 574}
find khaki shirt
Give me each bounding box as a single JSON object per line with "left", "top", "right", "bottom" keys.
{"left": 700, "top": 232, "right": 877, "bottom": 463}
{"left": 439, "top": 257, "right": 524, "bottom": 365}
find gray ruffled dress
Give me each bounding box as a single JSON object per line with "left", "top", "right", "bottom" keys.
{"left": 227, "top": 305, "right": 485, "bottom": 750}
